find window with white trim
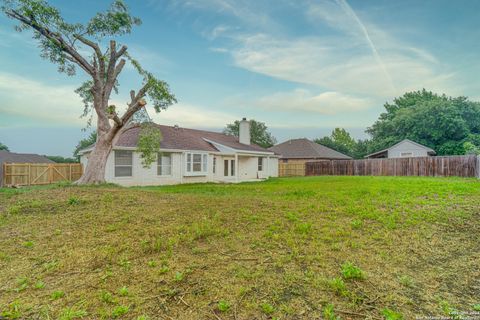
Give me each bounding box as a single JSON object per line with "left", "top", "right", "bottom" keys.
{"left": 114, "top": 150, "right": 133, "bottom": 177}
{"left": 213, "top": 157, "right": 216, "bottom": 174}
{"left": 258, "top": 157, "right": 264, "bottom": 171}
{"left": 157, "top": 152, "right": 172, "bottom": 176}
{"left": 185, "top": 152, "right": 208, "bottom": 175}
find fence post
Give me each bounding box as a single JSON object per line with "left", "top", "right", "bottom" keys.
{"left": 28, "top": 163, "right": 31, "bottom": 186}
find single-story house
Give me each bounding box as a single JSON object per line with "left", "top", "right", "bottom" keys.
{"left": 79, "top": 119, "right": 278, "bottom": 186}
{"left": 268, "top": 138, "right": 352, "bottom": 164}
{"left": 0, "top": 150, "right": 54, "bottom": 187}
{"left": 365, "top": 139, "right": 436, "bottom": 159}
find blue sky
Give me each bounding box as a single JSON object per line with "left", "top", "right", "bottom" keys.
{"left": 1, "top": 0, "right": 479, "bottom": 156}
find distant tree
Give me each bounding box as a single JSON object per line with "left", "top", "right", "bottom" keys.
{"left": 73, "top": 131, "right": 97, "bottom": 160}
{"left": 315, "top": 128, "right": 356, "bottom": 157}
{"left": 366, "top": 89, "right": 480, "bottom": 155}
{"left": 46, "top": 155, "right": 78, "bottom": 163}
{"left": 314, "top": 128, "right": 371, "bottom": 159}
{"left": 0, "top": 142, "right": 9, "bottom": 151}
{"left": 223, "top": 119, "right": 277, "bottom": 148}
{"left": 2, "top": 0, "right": 176, "bottom": 184}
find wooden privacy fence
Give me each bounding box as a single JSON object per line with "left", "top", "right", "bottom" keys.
{"left": 2, "top": 163, "right": 83, "bottom": 187}
{"left": 305, "top": 155, "right": 479, "bottom": 178}
{"left": 279, "top": 162, "right": 305, "bottom": 177}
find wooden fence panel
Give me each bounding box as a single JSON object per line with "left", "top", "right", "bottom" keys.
{"left": 2, "top": 163, "right": 83, "bottom": 187}
{"left": 305, "top": 155, "right": 479, "bottom": 178}
{"left": 279, "top": 163, "right": 306, "bottom": 177}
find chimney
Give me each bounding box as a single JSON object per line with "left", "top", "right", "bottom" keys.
{"left": 239, "top": 117, "right": 250, "bottom": 145}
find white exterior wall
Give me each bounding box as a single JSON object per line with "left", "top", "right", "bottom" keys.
{"left": 387, "top": 141, "right": 430, "bottom": 158}
{"left": 80, "top": 150, "right": 278, "bottom": 186}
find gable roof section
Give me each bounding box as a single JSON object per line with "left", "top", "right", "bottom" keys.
{"left": 269, "top": 138, "right": 352, "bottom": 159}
{"left": 365, "top": 139, "right": 436, "bottom": 158}
{"left": 114, "top": 124, "right": 271, "bottom": 153}
{"left": 0, "top": 150, "right": 55, "bottom": 164}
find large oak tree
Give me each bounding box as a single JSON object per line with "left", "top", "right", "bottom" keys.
{"left": 2, "top": 0, "right": 176, "bottom": 184}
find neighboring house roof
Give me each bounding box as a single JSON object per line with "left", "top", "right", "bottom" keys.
{"left": 80, "top": 124, "right": 273, "bottom": 154}
{"left": 268, "top": 138, "right": 352, "bottom": 159}
{"left": 0, "top": 150, "right": 55, "bottom": 187}
{"left": 0, "top": 150, "right": 55, "bottom": 164}
{"left": 365, "top": 139, "right": 436, "bottom": 158}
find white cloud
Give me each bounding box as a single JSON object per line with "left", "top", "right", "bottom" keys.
{"left": 256, "top": 89, "right": 373, "bottom": 114}
{"left": 229, "top": 31, "right": 458, "bottom": 98}
{"left": 149, "top": 102, "right": 238, "bottom": 128}
{"left": 0, "top": 73, "right": 85, "bottom": 125}
{"left": 0, "top": 73, "right": 131, "bottom": 127}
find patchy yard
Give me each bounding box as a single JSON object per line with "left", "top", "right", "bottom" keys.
{"left": 0, "top": 176, "right": 479, "bottom": 319}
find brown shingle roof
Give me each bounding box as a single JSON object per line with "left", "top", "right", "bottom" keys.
{"left": 0, "top": 150, "right": 55, "bottom": 187}
{"left": 268, "top": 138, "right": 352, "bottom": 159}
{"left": 115, "top": 124, "right": 271, "bottom": 153}
{"left": 0, "top": 150, "right": 55, "bottom": 164}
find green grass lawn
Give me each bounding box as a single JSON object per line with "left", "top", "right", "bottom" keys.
{"left": 0, "top": 176, "right": 479, "bottom": 319}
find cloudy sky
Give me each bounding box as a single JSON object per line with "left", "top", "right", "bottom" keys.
{"left": 1, "top": 0, "right": 479, "bottom": 156}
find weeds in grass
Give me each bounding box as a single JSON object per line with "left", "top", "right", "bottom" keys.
{"left": 7, "top": 205, "right": 21, "bottom": 215}
{"left": 341, "top": 262, "right": 364, "bottom": 280}
{"left": 34, "top": 280, "right": 45, "bottom": 289}
{"left": 473, "top": 304, "right": 480, "bottom": 311}
{"left": 327, "top": 277, "right": 349, "bottom": 297}
{"left": 111, "top": 305, "right": 129, "bottom": 318}
{"left": 1, "top": 300, "right": 22, "bottom": 319}
{"left": 15, "top": 277, "right": 28, "bottom": 292}
{"left": 382, "top": 308, "right": 403, "bottom": 320}
{"left": 295, "top": 222, "right": 313, "bottom": 235}
{"left": 323, "top": 303, "right": 340, "bottom": 320}
{"left": 398, "top": 275, "right": 415, "bottom": 288}
{"left": 159, "top": 264, "right": 170, "bottom": 274}
{"left": 351, "top": 219, "right": 363, "bottom": 229}
{"left": 136, "top": 316, "right": 149, "bottom": 320}
{"left": 260, "top": 303, "right": 275, "bottom": 315}
{"left": 118, "top": 286, "right": 129, "bottom": 297}
{"left": 439, "top": 300, "right": 461, "bottom": 320}
{"left": 58, "top": 302, "right": 87, "bottom": 320}
{"left": 285, "top": 211, "right": 299, "bottom": 222}
{"left": 22, "top": 241, "right": 34, "bottom": 248}
{"left": 218, "top": 300, "right": 231, "bottom": 312}
{"left": 147, "top": 260, "right": 157, "bottom": 267}
{"left": 68, "top": 197, "right": 80, "bottom": 205}
{"left": 51, "top": 290, "right": 65, "bottom": 300}
{"left": 100, "top": 291, "right": 115, "bottom": 304}
{"left": 174, "top": 271, "right": 184, "bottom": 282}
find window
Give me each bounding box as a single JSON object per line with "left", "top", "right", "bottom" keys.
{"left": 114, "top": 150, "right": 132, "bottom": 177}
{"left": 258, "top": 157, "right": 264, "bottom": 171}
{"left": 224, "top": 159, "right": 229, "bottom": 176}
{"left": 185, "top": 152, "right": 208, "bottom": 175}
{"left": 213, "top": 157, "right": 216, "bottom": 174}
{"left": 157, "top": 153, "right": 172, "bottom": 176}
{"left": 231, "top": 159, "right": 235, "bottom": 176}
{"left": 400, "top": 152, "right": 413, "bottom": 158}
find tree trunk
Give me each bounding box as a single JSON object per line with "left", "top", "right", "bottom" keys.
{"left": 76, "top": 133, "right": 114, "bottom": 184}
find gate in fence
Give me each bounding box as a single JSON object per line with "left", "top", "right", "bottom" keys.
{"left": 2, "top": 163, "right": 83, "bottom": 187}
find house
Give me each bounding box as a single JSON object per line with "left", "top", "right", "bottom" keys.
{"left": 79, "top": 119, "right": 278, "bottom": 186}
{"left": 268, "top": 138, "right": 352, "bottom": 164}
{"left": 0, "top": 150, "right": 55, "bottom": 187}
{"left": 365, "top": 139, "right": 436, "bottom": 159}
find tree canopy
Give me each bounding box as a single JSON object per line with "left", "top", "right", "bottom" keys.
{"left": 223, "top": 119, "right": 277, "bottom": 148}
{"left": 315, "top": 128, "right": 370, "bottom": 159}
{"left": 0, "top": 142, "right": 9, "bottom": 151}
{"left": 366, "top": 89, "right": 480, "bottom": 156}
{"left": 73, "top": 131, "right": 97, "bottom": 160}
{"left": 2, "top": 0, "right": 176, "bottom": 183}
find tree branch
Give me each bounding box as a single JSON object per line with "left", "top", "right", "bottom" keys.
{"left": 6, "top": 10, "right": 95, "bottom": 76}
{"left": 74, "top": 34, "right": 105, "bottom": 80}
